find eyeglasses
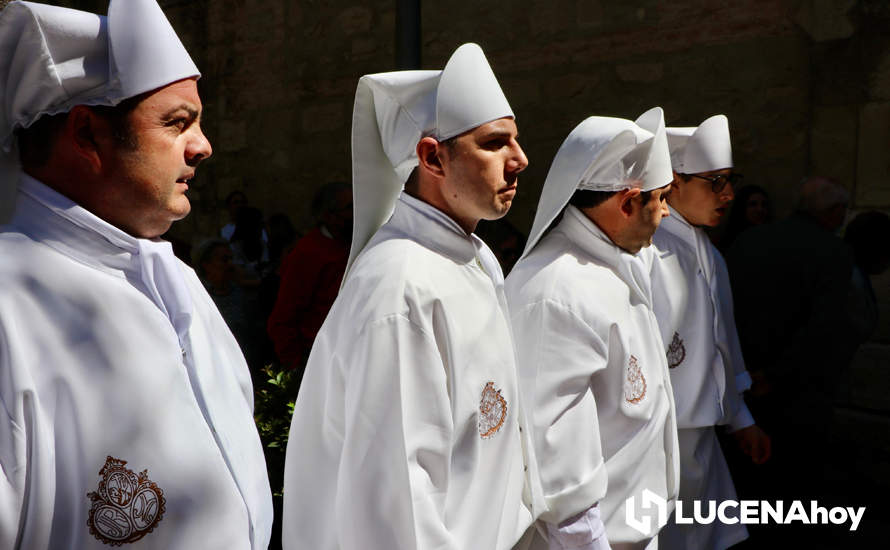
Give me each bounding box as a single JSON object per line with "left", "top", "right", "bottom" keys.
{"left": 684, "top": 173, "right": 743, "bottom": 193}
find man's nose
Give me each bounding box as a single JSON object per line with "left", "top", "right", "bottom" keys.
{"left": 510, "top": 141, "right": 529, "bottom": 173}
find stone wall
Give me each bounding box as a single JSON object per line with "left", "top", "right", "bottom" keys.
{"left": 13, "top": 1, "right": 889, "bottom": 239}
{"left": 4, "top": 0, "right": 890, "bottom": 526}
{"left": 9, "top": 0, "right": 890, "bottom": 394}
{"left": 150, "top": 1, "right": 886, "bottom": 237}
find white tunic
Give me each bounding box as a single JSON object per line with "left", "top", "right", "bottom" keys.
{"left": 0, "top": 177, "right": 273, "bottom": 549}
{"left": 506, "top": 206, "right": 679, "bottom": 547}
{"left": 282, "top": 193, "right": 540, "bottom": 550}
{"left": 651, "top": 207, "right": 753, "bottom": 430}
{"left": 651, "top": 207, "right": 752, "bottom": 550}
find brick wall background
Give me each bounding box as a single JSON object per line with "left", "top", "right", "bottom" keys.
{"left": 152, "top": 0, "right": 890, "bottom": 323}
{"left": 6, "top": 0, "right": 890, "bottom": 498}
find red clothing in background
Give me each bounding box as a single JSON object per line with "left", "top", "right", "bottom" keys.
{"left": 267, "top": 227, "right": 348, "bottom": 368}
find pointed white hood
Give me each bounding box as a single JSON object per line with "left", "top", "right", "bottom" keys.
{"left": 522, "top": 107, "right": 673, "bottom": 259}
{"left": 666, "top": 114, "right": 733, "bottom": 174}
{"left": 348, "top": 43, "right": 514, "bottom": 275}
{"left": 0, "top": 0, "right": 200, "bottom": 151}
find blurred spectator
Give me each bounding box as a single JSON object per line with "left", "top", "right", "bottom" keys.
{"left": 725, "top": 176, "right": 856, "bottom": 542}
{"left": 719, "top": 184, "right": 771, "bottom": 252}
{"left": 474, "top": 218, "right": 526, "bottom": 274}
{"left": 196, "top": 239, "right": 266, "bottom": 378}
{"left": 230, "top": 206, "right": 269, "bottom": 281}
{"left": 259, "top": 213, "right": 299, "bottom": 329}
{"left": 267, "top": 182, "right": 352, "bottom": 380}
{"left": 844, "top": 211, "right": 890, "bottom": 343}
{"left": 267, "top": 213, "right": 299, "bottom": 271}
{"left": 221, "top": 190, "right": 248, "bottom": 241}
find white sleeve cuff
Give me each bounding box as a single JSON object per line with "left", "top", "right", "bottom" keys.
{"left": 727, "top": 399, "right": 755, "bottom": 432}
{"left": 735, "top": 370, "right": 753, "bottom": 393}
{"left": 546, "top": 505, "right": 611, "bottom": 550}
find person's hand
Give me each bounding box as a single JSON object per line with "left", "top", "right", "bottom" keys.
{"left": 748, "top": 369, "right": 772, "bottom": 398}
{"left": 732, "top": 424, "right": 771, "bottom": 464}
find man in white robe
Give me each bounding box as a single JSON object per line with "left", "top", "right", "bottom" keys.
{"left": 649, "top": 115, "right": 771, "bottom": 550}
{"left": 506, "top": 109, "right": 680, "bottom": 550}
{"left": 0, "top": 2, "right": 272, "bottom": 548}
{"left": 281, "top": 43, "right": 543, "bottom": 550}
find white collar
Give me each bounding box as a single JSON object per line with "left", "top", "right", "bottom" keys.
{"left": 14, "top": 174, "right": 194, "bottom": 344}
{"left": 660, "top": 204, "right": 716, "bottom": 281}
{"left": 387, "top": 193, "right": 503, "bottom": 283}
{"left": 392, "top": 192, "right": 478, "bottom": 262}
{"left": 557, "top": 205, "right": 654, "bottom": 306}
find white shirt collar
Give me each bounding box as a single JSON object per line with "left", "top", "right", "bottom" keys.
{"left": 558, "top": 205, "right": 654, "bottom": 306}
{"left": 14, "top": 174, "right": 194, "bottom": 344}
{"left": 392, "top": 192, "right": 478, "bottom": 262}
{"left": 387, "top": 193, "right": 504, "bottom": 283}
{"left": 660, "top": 204, "right": 716, "bottom": 282}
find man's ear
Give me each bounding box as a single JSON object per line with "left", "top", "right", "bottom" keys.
{"left": 619, "top": 187, "right": 641, "bottom": 218}
{"left": 416, "top": 137, "right": 446, "bottom": 179}
{"left": 64, "top": 105, "right": 104, "bottom": 174}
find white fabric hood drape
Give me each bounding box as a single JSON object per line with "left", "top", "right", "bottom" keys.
{"left": 666, "top": 114, "right": 733, "bottom": 174}
{"left": 17, "top": 173, "right": 194, "bottom": 345}
{"left": 348, "top": 43, "right": 514, "bottom": 276}
{"left": 0, "top": 0, "right": 200, "bottom": 223}
{"left": 0, "top": 0, "right": 200, "bottom": 150}
{"left": 521, "top": 107, "right": 673, "bottom": 260}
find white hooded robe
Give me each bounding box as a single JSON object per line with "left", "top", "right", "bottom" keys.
{"left": 0, "top": 176, "right": 273, "bottom": 550}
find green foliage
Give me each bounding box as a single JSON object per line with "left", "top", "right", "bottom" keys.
{"left": 254, "top": 363, "right": 300, "bottom": 496}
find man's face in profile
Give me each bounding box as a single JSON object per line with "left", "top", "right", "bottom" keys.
{"left": 101, "top": 78, "right": 212, "bottom": 238}
{"left": 439, "top": 117, "right": 529, "bottom": 226}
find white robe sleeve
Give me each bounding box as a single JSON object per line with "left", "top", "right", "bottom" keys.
{"left": 714, "top": 252, "right": 756, "bottom": 428}
{"left": 511, "top": 300, "right": 609, "bottom": 525}
{"left": 0, "top": 319, "right": 50, "bottom": 550}
{"left": 0, "top": 407, "right": 24, "bottom": 550}
{"left": 337, "top": 314, "right": 460, "bottom": 550}
{"left": 545, "top": 505, "right": 611, "bottom": 550}
{"left": 727, "top": 400, "right": 755, "bottom": 432}
{"left": 0, "top": 311, "right": 23, "bottom": 549}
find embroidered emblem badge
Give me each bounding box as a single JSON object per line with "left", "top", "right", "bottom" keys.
{"left": 624, "top": 355, "right": 647, "bottom": 404}
{"left": 667, "top": 332, "right": 686, "bottom": 369}
{"left": 87, "top": 456, "right": 165, "bottom": 546}
{"left": 478, "top": 381, "right": 508, "bottom": 439}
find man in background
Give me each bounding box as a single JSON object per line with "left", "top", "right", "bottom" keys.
{"left": 727, "top": 176, "right": 856, "bottom": 543}
{"left": 267, "top": 182, "right": 352, "bottom": 376}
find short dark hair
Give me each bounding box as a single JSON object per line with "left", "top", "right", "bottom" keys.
{"left": 17, "top": 96, "right": 141, "bottom": 169}
{"left": 311, "top": 181, "right": 351, "bottom": 219}
{"left": 403, "top": 135, "right": 458, "bottom": 194}
{"left": 568, "top": 189, "right": 616, "bottom": 209}
{"left": 195, "top": 239, "right": 231, "bottom": 279}
{"left": 225, "top": 190, "right": 248, "bottom": 206}
{"left": 90, "top": 94, "right": 142, "bottom": 149}
{"left": 568, "top": 187, "right": 653, "bottom": 210}
{"left": 16, "top": 112, "right": 67, "bottom": 169}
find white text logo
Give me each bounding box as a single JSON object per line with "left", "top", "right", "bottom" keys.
{"left": 625, "top": 494, "right": 865, "bottom": 535}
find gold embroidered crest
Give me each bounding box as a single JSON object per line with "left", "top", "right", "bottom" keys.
{"left": 667, "top": 332, "right": 686, "bottom": 368}
{"left": 478, "top": 381, "right": 508, "bottom": 439}
{"left": 624, "top": 355, "right": 647, "bottom": 404}
{"left": 87, "top": 456, "right": 165, "bottom": 546}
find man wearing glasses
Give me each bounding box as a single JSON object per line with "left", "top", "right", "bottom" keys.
{"left": 649, "top": 115, "right": 771, "bottom": 550}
